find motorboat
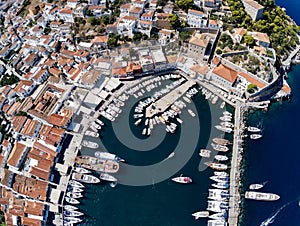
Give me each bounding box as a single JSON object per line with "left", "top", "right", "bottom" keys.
{"left": 214, "top": 155, "right": 228, "bottom": 162}
{"left": 95, "top": 151, "right": 125, "bottom": 162}
{"left": 72, "top": 173, "right": 100, "bottom": 184}
{"left": 64, "top": 210, "right": 84, "bottom": 217}
{"left": 134, "top": 119, "right": 142, "bottom": 126}
{"left": 212, "top": 182, "right": 229, "bottom": 189}
{"left": 64, "top": 205, "right": 78, "bottom": 211}
{"left": 205, "top": 162, "right": 228, "bottom": 171}
{"left": 207, "top": 219, "right": 227, "bottom": 226}
{"left": 65, "top": 196, "right": 80, "bottom": 205}
{"left": 219, "top": 116, "right": 232, "bottom": 122}
{"left": 208, "top": 211, "right": 227, "bottom": 220}
{"left": 199, "top": 149, "right": 211, "bottom": 158}
{"left": 192, "top": 211, "right": 209, "bottom": 219}
{"left": 220, "top": 121, "right": 234, "bottom": 128}
{"left": 82, "top": 140, "right": 99, "bottom": 149}
{"left": 73, "top": 167, "right": 91, "bottom": 174}
{"left": 100, "top": 173, "right": 117, "bottom": 182}
{"left": 211, "top": 143, "right": 229, "bottom": 152}
{"left": 247, "top": 126, "right": 261, "bottom": 132}
{"left": 188, "top": 109, "right": 196, "bottom": 117}
{"left": 250, "top": 134, "right": 262, "bottom": 139}
{"left": 214, "top": 172, "right": 229, "bottom": 177}
{"left": 176, "top": 118, "right": 183, "bottom": 124}
{"left": 67, "top": 186, "right": 83, "bottom": 193}
{"left": 220, "top": 101, "right": 226, "bottom": 109}
{"left": 215, "top": 125, "right": 232, "bottom": 133}
{"left": 223, "top": 111, "right": 232, "bottom": 117}
{"left": 84, "top": 130, "right": 99, "bottom": 137}
{"left": 172, "top": 175, "right": 192, "bottom": 184}
{"left": 69, "top": 180, "right": 84, "bottom": 188}
{"left": 249, "top": 182, "right": 267, "bottom": 190}
{"left": 212, "top": 138, "right": 231, "bottom": 146}
{"left": 66, "top": 192, "right": 83, "bottom": 199}
{"left": 210, "top": 176, "right": 229, "bottom": 184}
{"left": 245, "top": 191, "right": 280, "bottom": 201}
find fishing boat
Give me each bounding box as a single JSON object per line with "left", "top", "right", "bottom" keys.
{"left": 188, "top": 109, "right": 196, "bottom": 117}
{"left": 249, "top": 182, "right": 267, "bottom": 190}
{"left": 64, "top": 205, "right": 78, "bottom": 211}
{"left": 214, "top": 155, "right": 228, "bottom": 162}
{"left": 73, "top": 167, "right": 91, "bottom": 174}
{"left": 199, "top": 149, "right": 211, "bottom": 158}
{"left": 69, "top": 180, "right": 84, "bottom": 188}
{"left": 205, "top": 162, "right": 228, "bottom": 171}
{"left": 247, "top": 126, "right": 261, "bottom": 132}
{"left": 94, "top": 151, "right": 125, "bottom": 162}
{"left": 213, "top": 138, "right": 231, "bottom": 146}
{"left": 65, "top": 196, "right": 80, "bottom": 205}
{"left": 72, "top": 172, "right": 100, "bottom": 184}
{"left": 215, "top": 125, "right": 232, "bottom": 133}
{"left": 250, "top": 134, "right": 262, "bottom": 139}
{"left": 66, "top": 192, "right": 83, "bottom": 199}
{"left": 172, "top": 175, "right": 192, "bottom": 184}
{"left": 84, "top": 130, "right": 99, "bottom": 137}
{"left": 211, "top": 143, "right": 229, "bottom": 152}
{"left": 64, "top": 217, "right": 82, "bottom": 225}
{"left": 100, "top": 173, "right": 117, "bottom": 182}
{"left": 245, "top": 191, "right": 280, "bottom": 201}
{"left": 192, "top": 211, "right": 209, "bottom": 219}
{"left": 76, "top": 155, "right": 119, "bottom": 173}
{"left": 64, "top": 210, "right": 84, "bottom": 217}
{"left": 82, "top": 140, "right": 99, "bottom": 149}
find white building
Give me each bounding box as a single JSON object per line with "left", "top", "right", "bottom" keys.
{"left": 211, "top": 63, "right": 238, "bottom": 91}
{"left": 243, "top": 0, "right": 264, "bottom": 21}
{"left": 59, "top": 8, "right": 74, "bottom": 23}
{"left": 187, "top": 9, "right": 208, "bottom": 28}
{"left": 118, "top": 16, "right": 137, "bottom": 38}
{"left": 67, "top": 0, "right": 80, "bottom": 8}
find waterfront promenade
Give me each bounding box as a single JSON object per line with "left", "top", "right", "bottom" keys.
{"left": 145, "top": 80, "right": 195, "bottom": 117}
{"left": 228, "top": 103, "right": 245, "bottom": 226}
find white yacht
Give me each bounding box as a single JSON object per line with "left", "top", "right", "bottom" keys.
{"left": 72, "top": 173, "right": 101, "bottom": 184}
{"left": 73, "top": 167, "right": 91, "bottom": 174}
{"left": 215, "top": 125, "right": 232, "bottom": 133}
{"left": 64, "top": 210, "right": 84, "bottom": 217}
{"left": 207, "top": 219, "right": 227, "bottom": 226}
{"left": 205, "top": 162, "right": 228, "bottom": 171}
{"left": 188, "top": 109, "right": 196, "bottom": 117}
{"left": 250, "top": 134, "right": 262, "bottom": 139}
{"left": 245, "top": 191, "right": 280, "bottom": 201}
{"left": 66, "top": 192, "right": 83, "bottom": 199}
{"left": 211, "top": 143, "right": 229, "bottom": 152}
{"left": 134, "top": 119, "right": 142, "bottom": 126}
{"left": 65, "top": 196, "right": 80, "bottom": 205}
{"left": 64, "top": 217, "right": 82, "bottom": 225}
{"left": 212, "top": 182, "right": 229, "bottom": 189}
{"left": 247, "top": 126, "right": 261, "bottom": 132}
{"left": 100, "top": 173, "right": 117, "bottom": 182}
{"left": 214, "top": 155, "right": 228, "bottom": 161}
{"left": 95, "top": 151, "right": 125, "bottom": 162}
{"left": 64, "top": 205, "right": 78, "bottom": 211}
{"left": 69, "top": 180, "right": 85, "bottom": 188}
{"left": 199, "top": 149, "right": 211, "bottom": 158}
{"left": 192, "top": 211, "right": 209, "bottom": 219}
{"left": 172, "top": 176, "right": 192, "bottom": 184}
{"left": 249, "top": 182, "right": 266, "bottom": 190}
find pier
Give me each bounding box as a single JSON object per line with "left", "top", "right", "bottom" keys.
{"left": 228, "top": 103, "right": 246, "bottom": 226}
{"left": 145, "top": 80, "right": 196, "bottom": 117}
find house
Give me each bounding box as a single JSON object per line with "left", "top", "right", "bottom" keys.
{"left": 211, "top": 63, "right": 238, "bottom": 91}
{"left": 132, "top": 0, "right": 146, "bottom": 8}
{"left": 139, "top": 49, "right": 154, "bottom": 72}
{"left": 188, "top": 32, "right": 210, "bottom": 60}
{"left": 155, "top": 13, "right": 171, "bottom": 30}
{"left": 129, "top": 7, "right": 143, "bottom": 19}
{"left": 141, "top": 11, "right": 155, "bottom": 21}
{"left": 7, "top": 142, "right": 28, "bottom": 173}
{"left": 91, "top": 35, "right": 108, "bottom": 50}
{"left": 137, "top": 20, "right": 153, "bottom": 37}
{"left": 158, "top": 29, "right": 172, "bottom": 46}
{"left": 233, "top": 28, "right": 247, "bottom": 43}
{"left": 67, "top": 0, "right": 80, "bottom": 8}
{"left": 32, "top": 68, "right": 49, "bottom": 84}
{"left": 151, "top": 49, "right": 167, "bottom": 70}
{"left": 14, "top": 80, "right": 36, "bottom": 98}
{"left": 190, "top": 64, "right": 209, "bottom": 80}
{"left": 243, "top": 0, "right": 264, "bottom": 21}
{"left": 204, "top": 0, "right": 222, "bottom": 8}
{"left": 120, "top": 3, "right": 131, "bottom": 17}
{"left": 118, "top": 16, "right": 137, "bottom": 38}
{"left": 187, "top": 9, "right": 208, "bottom": 28}
{"left": 59, "top": 8, "right": 74, "bottom": 23}
{"left": 73, "top": 5, "right": 88, "bottom": 18}
{"left": 208, "top": 19, "right": 219, "bottom": 29}
{"left": 250, "top": 32, "right": 270, "bottom": 48}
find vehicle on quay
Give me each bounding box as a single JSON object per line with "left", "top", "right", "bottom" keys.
{"left": 245, "top": 191, "right": 280, "bottom": 201}
{"left": 172, "top": 175, "right": 192, "bottom": 184}
{"left": 192, "top": 211, "right": 209, "bottom": 219}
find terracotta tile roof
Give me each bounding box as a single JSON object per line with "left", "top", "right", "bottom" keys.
{"left": 212, "top": 56, "right": 221, "bottom": 65}
{"left": 49, "top": 67, "right": 62, "bottom": 77}
{"left": 122, "top": 16, "right": 137, "bottom": 21}
{"left": 238, "top": 71, "right": 267, "bottom": 88}
{"left": 60, "top": 7, "right": 73, "bottom": 14}
{"left": 44, "top": 58, "right": 55, "bottom": 67}
{"left": 282, "top": 84, "right": 291, "bottom": 94}
{"left": 189, "top": 34, "right": 210, "bottom": 48}
{"left": 129, "top": 7, "right": 143, "bottom": 14}
{"left": 245, "top": 0, "right": 264, "bottom": 10}
{"left": 6, "top": 101, "right": 21, "bottom": 116}
{"left": 188, "top": 9, "right": 204, "bottom": 15}
{"left": 38, "top": 124, "right": 65, "bottom": 146}
{"left": 252, "top": 32, "right": 270, "bottom": 43}
{"left": 11, "top": 116, "right": 27, "bottom": 133}
{"left": 112, "top": 67, "right": 127, "bottom": 76}
{"left": 190, "top": 64, "right": 209, "bottom": 75}
{"left": 7, "top": 142, "right": 27, "bottom": 168}
{"left": 20, "top": 119, "right": 40, "bottom": 137}
{"left": 120, "top": 3, "right": 131, "bottom": 9}
{"left": 141, "top": 11, "right": 154, "bottom": 17}
{"left": 139, "top": 20, "right": 153, "bottom": 25}
{"left": 212, "top": 64, "right": 238, "bottom": 83}
{"left": 14, "top": 80, "right": 34, "bottom": 93}
{"left": 235, "top": 28, "right": 247, "bottom": 37}
{"left": 91, "top": 36, "right": 108, "bottom": 43}
{"left": 22, "top": 217, "right": 41, "bottom": 226}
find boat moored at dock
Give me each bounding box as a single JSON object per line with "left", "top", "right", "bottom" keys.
{"left": 95, "top": 151, "right": 125, "bottom": 162}
{"left": 72, "top": 172, "right": 100, "bottom": 184}
{"left": 249, "top": 182, "right": 266, "bottom": 190}
{"left": 192, "top": 211, "right": 209, "bottom": 219}
{"left": 76, "top": 155, "right": 120, "bottom": 173}
{"left": 205, "top": 162, "right": 228, "bottom": 171}
{"left": 100, "top": 173, "right": 117, "bottom": 182}
{"left": 245, "top": 191, "right": 280, "bottom": 201}
{"left": 214, "top": 155, "right": 228, "bottom": 162}
{"left": 199, "top": 149, "right": 211, "bottom": 158}
{"left": 69, "top": 180, "right": 84, "bottom": 188}
{"left": 213, "top": 138, "right": 231, "bottom": 146}
{"left": 73, "top": 167, "right": 91, "bottom": 174}
{"left": 64, "top": 210, "right": 84, "bottom": 217}
{"left": 247, "top": 126, "right": 261, "bottom": 132}
{"left": 250, "top": 134, "right": 262, "bottom": 139}
{"left": 211, "top": 143, "right": 229, "bottom": 152}
{"left": 65, "top": 196, "right": 80, "bottom": 205}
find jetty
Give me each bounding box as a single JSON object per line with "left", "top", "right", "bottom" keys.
{"left": 145, "top": 80, "right": 196, "bottom": 117}
{"left": 228, "top": 103, "right": 245, "bottom": 226}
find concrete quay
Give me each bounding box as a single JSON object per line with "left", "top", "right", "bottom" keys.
{"left": 228, "top": 103, "right": 246, "bottom": 226}
{"left": 145, "top": 80, "right": 196, "bottom": 118}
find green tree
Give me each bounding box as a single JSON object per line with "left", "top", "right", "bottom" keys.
{"left": 243, "top": 34, "right": 255, "bottom": 46}
{"left": 168, "top": 14, "right": 180, "bottom": 29}
{"left": 179, "top": 30, "right": 192, "bottom": 40}
{"left": 247, "top": 84, "right": 257, "bottom": 93}
{"left": 175, "top": 0, "right": 193, "bottom": 12}
{"left": 133, "top": 32, "right": 143, "bottom": 41}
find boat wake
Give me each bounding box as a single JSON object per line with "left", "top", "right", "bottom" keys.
{"left": 259, "top": 201, "right": 292, "bottom": 226}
